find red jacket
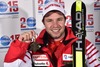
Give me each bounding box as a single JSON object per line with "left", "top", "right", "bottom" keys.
{"left": 4, "top": 27, "right": 100, "bottom": 67}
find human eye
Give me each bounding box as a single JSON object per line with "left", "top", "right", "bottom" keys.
{"left": 46, "top": 19, "right": 52, "bottom": 22}
{"left": 57, "top": 17, "right": 63, "bottom": 22}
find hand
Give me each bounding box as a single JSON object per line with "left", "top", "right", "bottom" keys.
{"left": 18, "top": 30, "right": 37, "bottom": 43}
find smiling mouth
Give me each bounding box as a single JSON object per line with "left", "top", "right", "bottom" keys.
{"left": 51, "top": 29, "right": 60, "bottom": 33}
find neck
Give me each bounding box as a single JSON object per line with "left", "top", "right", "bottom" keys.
{"left": 54, "top": 32, "right": 65, "bottom": 41}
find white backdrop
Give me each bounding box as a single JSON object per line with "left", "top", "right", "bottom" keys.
{"left": 0, "top": 0, "right": 100, "bottom": 67}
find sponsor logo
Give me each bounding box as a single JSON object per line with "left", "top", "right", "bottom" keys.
{"left": 20, "top": 17, "right": 36, "bottom": 30}
{"left": 95, "top": 31, "right": 100, "bottom": 45}
{"left": 33, "top": 54, "right": 50, "bottom": 66}
{"left": 86, "top": 14, "right": 94, "bottom": 32}
{"left": 0, "top": 35, "right": 11, "bottom": 46}
{"left": 63, "top": 54, "right": 73, "bottom": 61}
{"left": 75, "top": 11, "right": 83, "bottom": 50}
{"left": 0, "top": 1, "right": 19, "bottom": 15}
{"left": 94, "top": 0, "right": 100, "bottom": 10}
{"left": 0, "top": 34, "right": 20, "bottom": 49}
{"left": 65, "top": 15, "right": 72, "bottom": 27}
{"left": 45, "top": 4, "right": 60, "bottom": 10}
{"left": 44, "top": 0, "right": 51, "bottom": 4}
{"left": 27, "top": 17, "right": 36, "bottom": 27}
{"left": 34, "top": 61, "right": 50, "bottom": 66}
{"left": 0, "top": 1, "right": 8, "bottom": 12}
{"left": 38, "top": 0, "right": 64, "bottom": 13}
{"left": 33, "top": 55, "right": 48, "bottom": 60}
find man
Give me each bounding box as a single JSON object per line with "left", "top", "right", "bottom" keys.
{"left": 4, "top": 1, "right": 100, "bottom": 67}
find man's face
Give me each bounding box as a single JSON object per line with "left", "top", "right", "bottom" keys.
{"left": 44, "top": 12, "right": 66, "bottom": 41}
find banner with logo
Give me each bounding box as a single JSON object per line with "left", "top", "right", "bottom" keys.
{"left": 0, "top": 0, "right": 36, "bottom": 49}
{"left": 19, "top": 0, "right": 36, "bottom": 32}
{"left": 0, "top": 0, "right": 20, "bottom": 49}
{"left": 0, "top": 0, "right": 100, "bottom": 67}
{"left": 94, "top": 0, "right": 100, "bottom": 50}
{"left": 0, "top": 0, "right": 100, "bottom": 55}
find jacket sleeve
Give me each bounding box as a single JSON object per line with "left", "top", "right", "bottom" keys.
{"left": 4, "top": 40, "right": 30, "bottom": 62}
{"left": 4, "top": 59, "right": 23, "bottom": 67}
{"left": 85, "top": 39, "right": 100, "bottom": 67}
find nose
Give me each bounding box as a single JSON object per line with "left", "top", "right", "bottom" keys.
{"left": 53, "top": 20, "right": 59, "bottom": 27}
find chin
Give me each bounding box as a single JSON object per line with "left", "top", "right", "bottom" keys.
{"left": 52, "top": 34, "right": 60, "bottom": 39}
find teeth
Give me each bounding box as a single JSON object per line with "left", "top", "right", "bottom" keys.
{"left": 52, "top": 29, "right": 59, "bottom": 32}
